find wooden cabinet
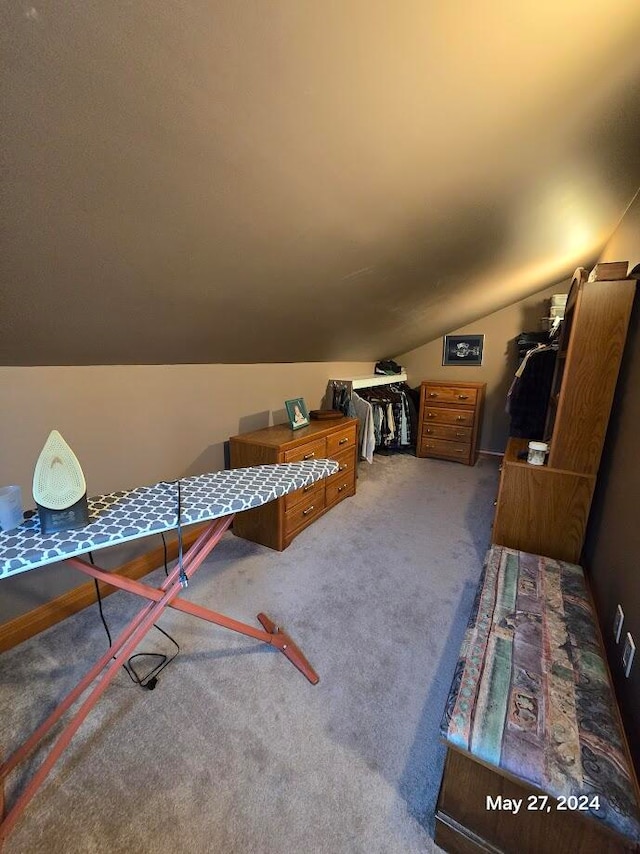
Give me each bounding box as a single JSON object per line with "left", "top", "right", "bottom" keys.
{"left": 492, "top": 438, "right": 596, "bottom": 562}
{"left": 417, "top": 381, "right": 486, "bottom": 465}
{"left": 493, "top": 269, "right": 636, "bottom": 562}
{"left": 229, "top": 417, "right": 357, "bottom": 551}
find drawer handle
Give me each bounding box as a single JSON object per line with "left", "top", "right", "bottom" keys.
{"left": 338, "top": 465, "right": 346, "bottom": 472}
{"left": 493, "top": 499, "right": 498, "bottom": 506}
{"left": 337, "top": 484, "right": 348, "bottom": 493}
{"left": 302, "top": 505, "right": 315, "bottom": 516}
{"left": 458, "top": 394, "right": 469, "bottom": 400}
{"left": 428, "top": 392, "right": 438, "bottom": 398}
{"left": 427, "top": 412, "right": 435, "bottom": 418}
{"left": 456, "top": 416, "right": 464, "bottom": 422}
{"left": 426, "top": 429, "right": 432, "bottom": 434}
{"left": 303, "top": 484, "right": 314, "bottom": 492}
{"left": 303, "top": 452, "right": 315, "bottom": 460}
{"left": 425, "top": 443, "right": 434, "bottom": 449}
{"left": 338, "top": 437, "right": 349, "bottom": 445}
{"left": 498, "top": 464, "right": 503, "bottom": 472}
{"left": 455, "top": 432, "right": 464, "bottom": 438}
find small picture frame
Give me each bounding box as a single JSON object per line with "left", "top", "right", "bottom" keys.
{"left": 442, "top": 334, "right": 484, "bottom": 366}
{"left": 285, "top": 398, "right": 310, "bottom": 430}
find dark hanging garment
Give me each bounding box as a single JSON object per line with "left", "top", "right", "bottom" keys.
{"left": 406, "top": 386, "right": 420, "bottom": 446}
{"left": 508, "top": 348, "right": 557, "bottom": 440}
{"left": 515, "top": 331, "right": 548, "bottom": 363}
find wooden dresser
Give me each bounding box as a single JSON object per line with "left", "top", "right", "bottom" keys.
{"left": 417, "top": 381, "right": 486, "bottom": 465}
{"left": 492, "top": 268, "right": 636, "bottom": 563}
{"left": 229, "top": 417, "right": 357, "bottom": 551}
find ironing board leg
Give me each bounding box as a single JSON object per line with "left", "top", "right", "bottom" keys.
{"left": 0, "top": 515, "right": 232, "bottom": 842}
{"left": 68, "top": 560, "right": 320, "bottom": 684}
{"left": 0, "top": 512, "right": 320, "bottom": 842}
{"left": 0, "top": 516, "right": 231, "bottom": 785}
{"left": 257, "top": 612, "right": 319, "bottom": 684}
{"left": 68, "top": 561, "right": 320, "bottom": 686}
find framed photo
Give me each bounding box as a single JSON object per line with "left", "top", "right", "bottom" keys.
{"left": 285, "top": 397, "right": 309, "bottom": 430}
{"left": 443, "top": 334, "right": 484, "bottom": 366}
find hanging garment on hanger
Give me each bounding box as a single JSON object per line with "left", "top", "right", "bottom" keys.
{"left": 331, "top": 382, "right": 357, "bottom": 418}
{"left": 508, "top": 346, "right": 557, "bottom": 439}
{"left": 352, "top": 392, "right": 376, "bottom": 463}
{"left": 398, "top": 393, "right": 409, "bottom": 446}
{"left": 357, "top": 388, "right": 391, "bottom": 448}
{"left": 356, "top": 383, "right": 416, "bottom": 452}
{"left": 506, "top": 343, "right": 548, "bottom": 416}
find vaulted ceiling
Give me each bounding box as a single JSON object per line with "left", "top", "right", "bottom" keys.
{"left": 3, "top": 2, "right": 640, "bottom": 365}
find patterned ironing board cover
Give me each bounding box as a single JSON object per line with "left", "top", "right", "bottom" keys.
{"left": 0, "top": 460, "right": 338, "bottom": 579}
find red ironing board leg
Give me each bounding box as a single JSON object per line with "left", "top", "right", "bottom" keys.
{"left": 257, "top": 612, "right": 319, "bottom": 684}
{"left": 0, "top": 511, "right": 320, "bottom": 843}
{"left": 0, "top": 516, "right": 231, "bottom": 785}
{"left": 68, "top": 559, "right": 320, "bottom": 684}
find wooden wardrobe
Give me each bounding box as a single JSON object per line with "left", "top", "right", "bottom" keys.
{"left": 492, "top": 265, "right": 636, "bottom": 563}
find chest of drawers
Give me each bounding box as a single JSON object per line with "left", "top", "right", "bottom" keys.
{"left": 229, "top": 417, "right": 357, "bottom": 550}
{"left": 417, "top": 381, "right": 485, "bottom": 465}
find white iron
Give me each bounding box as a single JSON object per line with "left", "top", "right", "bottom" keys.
{"left": 32, "top": 430, "right": 89, "bottom": 533}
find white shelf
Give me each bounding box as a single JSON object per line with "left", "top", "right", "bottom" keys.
{"left": 330, "top": 372, "right": 407, "bottom": 390}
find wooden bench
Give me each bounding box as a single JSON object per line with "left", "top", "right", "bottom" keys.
{"left": 436, "top": 545, "right": 640, "bottom": 853}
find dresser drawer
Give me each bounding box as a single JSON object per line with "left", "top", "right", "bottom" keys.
{"left": 283, "top": 437, "right": 327, "bottom": 462}
{"left": 422, "top": 407, "right": 475, "bottom": 427}
{"left": 420, "top": 437, "right": 471, "bottom": 462}
{"left": 326, "top": 470, "right": 356, "bottom": 508}
{"left": 284, "top": 488, "right": 326, "bottom": 536}
{"left": 422, "top": 385, "right": 478, "bottom": 406}
{"left": 284, "top": 479, "right": 324, "bottom": 512}
{"left": 325, "top": 447, "right": 355, "bottom": 483}
{"left": 326, "top": 425, "right": 356, "bottom": 457}
{"left": 422, "top": 423, "right": 472, "bottom": 442}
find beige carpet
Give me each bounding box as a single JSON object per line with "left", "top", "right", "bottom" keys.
{"left": 0, "top": 452, "right": 500, "bottom": 853}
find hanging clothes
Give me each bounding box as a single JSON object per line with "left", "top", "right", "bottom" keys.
{"left": 351, "top": 393, "right": 376, "bottom": 463}
{"left": 330, "top": 382, "right": 358, "bottom": 419}
{"left": 327, "top": 380, "right": 418, "bottom": 461}
{"left": 507, "top": 345, "right": 557, "bottom": 440}
{"left": 355, "top": 383, "right": 416, "bottom": 456}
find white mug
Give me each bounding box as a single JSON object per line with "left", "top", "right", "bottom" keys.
{"left": 0, "top": 485, "right": 24, "bottom": 533}
{"left": 527, "top": 441, "right": 549, "bottom": 466}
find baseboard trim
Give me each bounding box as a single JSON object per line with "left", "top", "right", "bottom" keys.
{"left": 0, "top": 524, "right": 208, "bottom": 655}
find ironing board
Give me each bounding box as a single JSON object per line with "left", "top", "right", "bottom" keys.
{"left": 0, "top": 459, "right": 338, "bottom": 842}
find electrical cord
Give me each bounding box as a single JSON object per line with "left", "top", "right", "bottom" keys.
{"left": 175, "top": 479, "right": 188, "bottom": 588}
{"left": 160, "top": 532, "right": 168, "bottom": 576}
{"left": 92, "top": 577, "right": 113, "bottom": 647}
{"left": 121, "top": 625, "right": 180, "bottom": 690}
{"left": 158, "top": 479, "right": 188, "bottom": 586}
{"left": 89, "top": 476, "right": 184, "bottom": 690}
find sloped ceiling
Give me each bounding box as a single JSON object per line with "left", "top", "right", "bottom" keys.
{"left": 2, "top": 1, "right": 640, "bottom": 365}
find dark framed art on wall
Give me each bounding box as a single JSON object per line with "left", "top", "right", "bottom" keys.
{"left": 442, "top": 334, "right": 484, "bottom": 366}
